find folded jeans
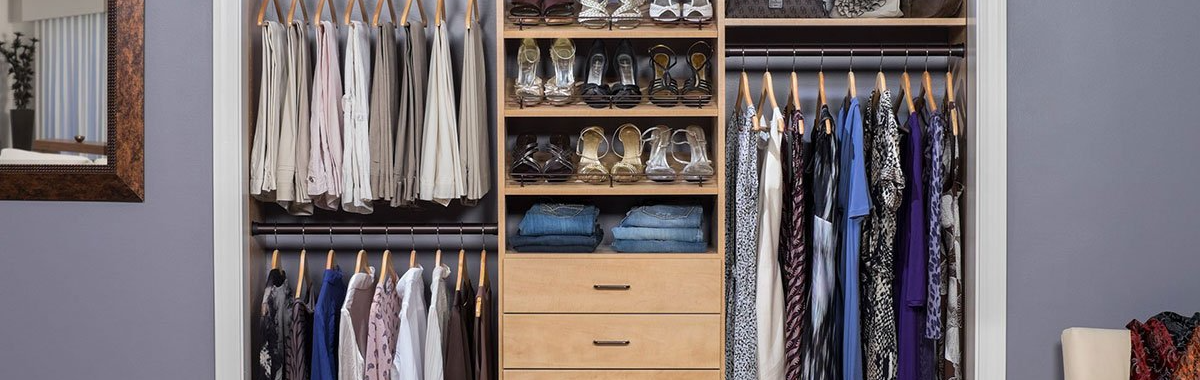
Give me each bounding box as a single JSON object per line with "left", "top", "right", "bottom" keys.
{"left": 611, "top": 239, "right": 708, "bottom": 253}
{"left": 611, "top": 226, "right": 705, "bottom": 243}
{"left": 518, "top": 203, "right": 600, "bottom": 236}
{"left": 511, "top": 245, "right": 600, "bottom": 253}
{"left": 508, "top": 228, "right": 604, "bottom": 247}
{"left": 619, "top": 205, "right": 704, "bottom": 229}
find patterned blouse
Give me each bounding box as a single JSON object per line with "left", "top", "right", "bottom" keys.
{"left": 780, "top": 106, "right": 808, "bottom": 380}
{"left": 863, "top": 90, "right": 904, "bottom": 380}
{"left": 729, "top": 104, "right": 759, "bottom": 380}
{"left": 363, "top": 278, "right": 401, "bottom": 380}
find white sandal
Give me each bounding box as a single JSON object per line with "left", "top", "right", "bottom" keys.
{"left": 650, "top": 0, "right": 681, "bottom": 23}
{"left": 578, "top": 0, "right": 609, "bottom": 29}
{"left": 612, "top": 0, "right": 645, "bottom": 29}
{"left": 681, "top": 0, "right": 713, "bottom": 22}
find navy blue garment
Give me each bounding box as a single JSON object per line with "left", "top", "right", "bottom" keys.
{"left": 310, "top": 268, "right": 346, "bottom": 380}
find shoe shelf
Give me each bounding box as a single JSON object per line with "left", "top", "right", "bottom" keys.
{"left": 506, "top": 249, "right": 720, "bottom": 259}
{"left": 504, "top": 182, "right": 720, "bottom": 196}
{"left": 504, "top": 103, "right": 720, "bottom": 118}
{"left": 503, "top": 23, "right": 718, "bottom": 39}
{"left": 723, "top": 17, "right": 966, "bottom": 28}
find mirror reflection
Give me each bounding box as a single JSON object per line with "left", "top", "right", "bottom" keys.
{"left": 0, "top": 1, "right": 106, "bottom": 165}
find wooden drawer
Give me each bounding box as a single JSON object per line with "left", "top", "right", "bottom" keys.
{"left": 503, "top": 257, "right": 722, "bottom": 313}
{"left": 504, "top": 370, "right": 721, "bottom": 380}
{"left": 503, "top": 314, "right": 722, "bottom": 369}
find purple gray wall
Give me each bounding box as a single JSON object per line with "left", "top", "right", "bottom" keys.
{"left": 1007, "top": 0, "right": 1200, "bottom": 378}
{"left": 0, "top": 0, "right": 213, "bottom": 378}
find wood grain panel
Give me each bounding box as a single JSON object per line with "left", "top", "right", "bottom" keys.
{"left": 505, "top": 370, "right": 720, "bottom": 380}
{"left": 503, "top": 257, "right": 723, "bottom": 313}
{"left": 503, "top": 314, "right": 722, "bottom": 369}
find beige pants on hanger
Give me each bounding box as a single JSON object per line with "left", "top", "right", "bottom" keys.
{"left": 419, "top": 22, "right": 464, "bottom": 207}
{"left": 458, "top": 20, "right": 490, "bottom": 204}
{"left": 370, "top": 23, "right": 398, "bottom": 202}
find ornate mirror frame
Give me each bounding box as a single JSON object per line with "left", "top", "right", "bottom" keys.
{"left": 0, "top": 0, "right": 144, "bottom": 202}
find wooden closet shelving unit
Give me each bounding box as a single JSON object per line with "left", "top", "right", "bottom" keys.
{"left": 502, "top": 104, "right": 720, "bottom": 117}
{"left": 723, "top": 17, "right": 966, "bottom": 27}
{"left": 503, "top": 24, "right": 719, "bottom": 39}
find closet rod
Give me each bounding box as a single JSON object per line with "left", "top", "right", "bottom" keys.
{"left": 250, "top": 223, "right": 499, "bottom": 236}
{"left": 725, "top": 44, "right": 964, "bottom": 57}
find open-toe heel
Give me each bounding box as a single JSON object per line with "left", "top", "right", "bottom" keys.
{"left": 581, "top": 40, "right": 611, "bottom": 108}
{"left": 576, "top": 126, "right": 611, "bottom": 183}
{"left": 648, "top": 45, "right": 680, "bottom": 107}
{"left": 544, "top": 38, "right": 578, "bottom": 106}
{"left": 543, "top": 134, "right": 577, "bottom": 182}
{"left": 672, "top": 125, "right": 714, "bottom": 182}
{"left": 515, "top": 38, "right": 545, "bottom": 106}
{"left": 612, "top": 0, "right": 645, "bottom": 29}
{"left": 642, "top": 126, "right": 677, "bottom": 182}
{"left": 650, "top": 0, "right": 682, "bottom": 24}
{"left": 681, "top": 0, "right": 713, "bottom": 23}
{"left": 610, "top": 124, "right": 644, "bottom": 182}
{"left": 682, "top": 40, "right": 712, "bottom": 107}
{"left": 578, "top": 0, "right": 609, "bottom": 28}
{"left": 543, "top": 0, "right": 577, "bottom": 25}
{"left": 509, "top": 0, "right": 544, "bottom": 26}
{"left": 510, "top": 134, "right": 543, "bottom": 183}
{"left": 611, "top": 40, "right": 643, "bottom": 109}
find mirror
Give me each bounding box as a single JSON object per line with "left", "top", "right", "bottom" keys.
{"left": 0, "top": 0, "right": 143, "bottom": 201}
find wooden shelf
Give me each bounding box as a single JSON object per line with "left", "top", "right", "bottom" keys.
{"left": 504, "top": 181, "right": 719, "bottom": 196}
{"left": 505, "top": 104, "right": 720, "bottom": 118}
{"left": 504, "top": 247, "right": 719, "bottom": 259}
{"left": 503, "top": 24, "right": 718, "bottom": 39}
{"left": 723, "top": 17, "right": 966, "bottom": 27}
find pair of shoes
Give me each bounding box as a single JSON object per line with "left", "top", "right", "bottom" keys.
{"left": 515, "top": 38, "right": 578, "bottom": 106}
{"left": 511, "top": 134, "right": 577, "bottom": 182}
{"left": 581, "top": 40, "right": 642, "bottom": 109}
{"left": 648, "top": 41, "right": 713, "bottom": 107}
{"left": 510, "top": 0, "right": 577, "bottom": 26}
{"left": 650, "top": 0, "right": 714, "bottom": 23}
{"left": 576, "top": 124, "right": 714, "bottom": 183}
{"left": 580, "top": 0, "right": 644, "bottom": 29}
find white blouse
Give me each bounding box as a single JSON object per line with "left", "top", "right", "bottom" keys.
{"left": 391, "top": 266, "right": 427, "bottom": 380}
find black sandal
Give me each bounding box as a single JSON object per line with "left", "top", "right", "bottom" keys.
{"left": 682, "top": 41, "right": 712, "bottom": 107}
{"left": 543, "top": 134, "right": 577, "bottom": 182}
{"left": 509, "top": 0, "right": 543, "bottom": 26}
{"left": 648, "top": 45, "right": 679, "bottom": 107}
{"left": 611, "top": 39, "right": 643, "bottom": 109}
{"left": 510, "top": 134, "right": 543, "bottom": 182}
{"left": 581, "top": 40, "right": 611, "bottom": 108}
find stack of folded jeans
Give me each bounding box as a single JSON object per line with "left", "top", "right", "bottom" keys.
{"left": 612, "top": 205, "right": 708, "bottom": 253}
{"left": 511, "top": 203, "right": 603, "bottom": 253}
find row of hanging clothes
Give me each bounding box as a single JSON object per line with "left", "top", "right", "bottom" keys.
{"left": 256, "top": 225, "right": 496, "bottom": 380}
{"left": 724, "top": 46, "right": 966, "bottom": 380}
{"left": 249, "top": 0, "right": 490, "bottom": 216}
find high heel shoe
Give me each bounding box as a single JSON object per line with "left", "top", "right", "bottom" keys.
{"left": 611, "top": 40, "right": 642, "bottom": 109}
{"left": 515, "top": 38, "right": 544, "bottom": 106}
{"left": 544, "top": 38, "right": 577, "bottom": 106}
{"left": 672, "top": 125, "right": 714, "bottom": 181}
{"left": 544, "top": 134, "right": 576, "bottom": 182}
{"left": 542, "top": 0, "right": 578, "bottom": 25}
{"left": 581, "top": 40, "right": 611, "bottom": 109}
{"left": 642, "top": 126, "right": 677, "bottom": 182}
{"left": 648, "top": 45, "right": 680, "bottom": 107}
{"left": 509, "top": 0, "right": 543, "bottom": 26}
{"left": 650, "top": 0, "right": 681, "bottom": 23}
{"left": 682, "top": 40, "right": 712, "bottom": 107}
{"left": 611, "top": 124, "right": 644, "bottom": 182}
{"left": 578, "top": 0, "right": 609, "bottom": 28}
{"left": 612, "top": 0, "right": 645, "bottom": 29}
{"left": 510, "top": 134, "right": 543, "bottom": 182}
{"left": 681, "top": 0, "right": 713, "bottom": 22}
{"left": 576, "top": 126, "right": 611, "bottom": 183}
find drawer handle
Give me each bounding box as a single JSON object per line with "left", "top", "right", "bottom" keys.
{"left": 593, "top": 284, "right": 631, "bottom": 290}
{"left": 593, "top": 340, "right": 631, "bottom": 346}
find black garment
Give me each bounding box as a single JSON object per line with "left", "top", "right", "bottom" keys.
{"left": 474, "top": 277, "right": 497, "bottom": 380}
{"left": 445, "top": 275, "right": 477, "bottom": 380}
{"left": 258, "top": 269, "right": 291, "bottom": 380}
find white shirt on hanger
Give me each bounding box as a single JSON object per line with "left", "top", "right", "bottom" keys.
{"left": 755, "top": 108, "right": 787, "bottom": 380}
{"left": 341, "top": 21, "right": 374, "bottom": 214}
{"left": 423, "top": 264, "right": 451, "bottom": 380}
{"left": 339, "top": 270, "right": 376, "bottom": 380}
{"left": 391, "top": 265, "right": 427, "bottom": 380}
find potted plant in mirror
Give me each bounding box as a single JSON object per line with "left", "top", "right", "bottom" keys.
{"left": 0, "top": 33, "right": 38, "bottom": 150}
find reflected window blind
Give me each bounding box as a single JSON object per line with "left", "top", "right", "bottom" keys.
{"left": 35, "top": 12, "right": 107, "bottom": 142}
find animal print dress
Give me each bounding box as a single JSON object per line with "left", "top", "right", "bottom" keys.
{"left": 862, "top": 90, "right": 904, "bottom": 380}
{"left": 729, "top": 104, "right": 760, "bottom": 380}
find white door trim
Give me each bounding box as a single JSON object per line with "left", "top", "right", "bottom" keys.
{"left": 210, "top": 1, "right": 1008, "bottom": 378}
{"left": 212, "top": 1, "right": 249, "bottom": 379}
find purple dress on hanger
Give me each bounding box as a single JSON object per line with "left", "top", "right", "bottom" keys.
{"left": 895, "top": 97, "right": 927, "bottom": 380}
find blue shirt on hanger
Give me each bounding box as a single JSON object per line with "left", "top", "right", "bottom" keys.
{"left": 838, "top": 95, "right": 871, "bottom": 380}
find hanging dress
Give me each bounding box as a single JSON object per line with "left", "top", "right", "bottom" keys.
{"left": 941, "top": 95, "right": 964, "bottom": 380}
{"left": 863, "top": 89, "right": 904, "bottom": 380}
{"left": 425, "top": 264, "right": 452, "bottom": 380}
{"left": 896, "top": 96, "right": 927, "bottom": 380}
{"left": 475, "top": 276, "right": 497, "bottom": 380}
{"left": 258, "top": 268, "right": 292, "bottom": 380}
{"left": 287, "top": 281, "right": 314, "bottom": 380}
{"left": 804, "top": 105, "right": 839, "bottom": 380}
{"left": 250, "top": 21, "right": 287, "bottom": 203}
{"left": 756, "top": 107, "right": 787, "bottom": 380}
{"left": 445, "top": 272, "right": 477, "bottom": 380}
{"left": 837, "top": 94, "right": 870, "bottom": 380}
{"left": 728, "top": 103, "right": 759, "bottom": 380}
{"left": 280, "top": 20, "right": 313, "bottom": 216}
{"left": 780, "top": 104, "right": 808, "bottom": 380}
{"left": 341, "top": 21, "right": 374, "bottom": 214}
{"left": 418, "top": 22, "right": 465, "bottom": 206}
{"left": 310, "top": 268, "right": 346, "bottom": 380}
{"left": 308, "top": 21, "right": 343, "bottom": 210}
{"left": 392, "top": 20, "right": 429, "bottom": 207}
{"left": 724, "top": 106, "right": 741, "bottom": 380}
{"left": 458, "top": 14, "right": 490, "bottom": 204}
{"left": 363, "top": 276, "right": 401, "bottom": 380}
{"left": 369, "top": 23, "right": 398, "bottom": 202}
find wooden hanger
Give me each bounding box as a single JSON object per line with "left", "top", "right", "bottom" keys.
{"left": 314, "top": 0, "right": 338, "bottom": 25}
{"left": 257, "top": 0, "right": 286, "bottom": 26}
{"left": 465, "top": 0, "right": 480, "bottom": 29}
{"left": 295, "top": 248, "right": 307, "bottom": 298}
{"left": 326, "top": 249, "right": 335, "bottom": 270}
{"left": 921, "top": 50, "right": 938, "bottom": 113}
{"left": 455, "top": 248, "right": 466, "bottom": 291}
{"left": 401, "top": 0, "right": 427, "bottom": 26}
{"left": 373, "top": 0, "right": 398, "bottom": 27}
{"left": 270, "top": 249, "right": 281, "bottom": 270}
{"left": 434, "top": 0, "right": 446, "bottom": 26}
{"left": 901, "top": 49, "right": 916, "bottom": 114}
{"left": 847, "top": 50, "right": 857, "bottom": 99}
{"left": 735, "top": 71, "right": 753, "bottom": 111}
{"left": 377, "top": 249, "right": 393, "bottom": 286}
{"left": 753, "top": 71, "right": 779, "bottom": 131}
{"left": 286, "top": 0, "right": 310, "bottom": 24}
{"left": 946, "top": 71, "right": 960, "bottom": 136}
{"left": 477, "top": 248, "right": 487, "bottom": 288}
{"left": 354, "top": 249, "right": 368, "bottom": 273}
{"left": 343, "top": 0, "right": 369, "bottom": 25}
